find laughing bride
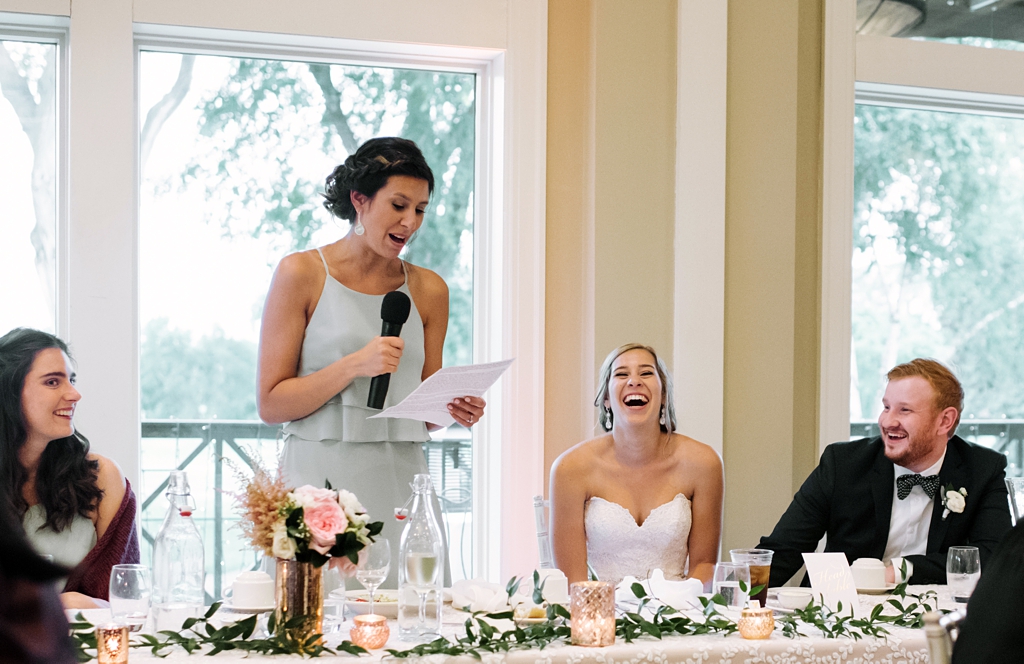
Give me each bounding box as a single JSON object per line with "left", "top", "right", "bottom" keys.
{"left": 549, "top": 343, "right": 723, "bottom": 589}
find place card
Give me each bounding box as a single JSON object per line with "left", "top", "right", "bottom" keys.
{"left": 801, "top": 552, "right": 861, "bottom": 617}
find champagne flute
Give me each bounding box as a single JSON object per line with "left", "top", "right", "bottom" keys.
{"left": 109, "top": 564, "right": 152, "bottom": 632}
{"left": 356, "top": 539, "right": 391, "bottom": 616}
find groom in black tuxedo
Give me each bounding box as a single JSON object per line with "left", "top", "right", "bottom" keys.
{"left": 759, "top": 359, "right": 1012, "bottom": 586}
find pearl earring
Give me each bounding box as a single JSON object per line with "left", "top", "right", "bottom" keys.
{"left": 659, "top": 406, "right": 666, "bottom": 427}
{"left": 353, "top": 220, "right": 365, "bottom": 236}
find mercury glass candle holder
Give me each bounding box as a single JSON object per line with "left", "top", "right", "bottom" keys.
{"left": 570, "top": 581, "right": 615, "bottom": 647}
{"left": 96, "top": 623, "right": 130, "bottom": 663}
{"left": 349, "top": 613, "right": 390, "bottom": 649}
{"left": 738, "top": 606, "right": 775, "bottom": 639}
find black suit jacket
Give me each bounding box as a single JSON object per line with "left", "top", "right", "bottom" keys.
{"left": 758, "top": 435, "right": 1012, "bottom": 586}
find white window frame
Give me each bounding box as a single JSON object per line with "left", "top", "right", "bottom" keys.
{"left": 821, "top": 1, "right": 1024, "bottom": 451}
{"left": 132, "top": 22, "right": 532, "bottom": 581}
{"left": 0, "top": 11, "right": 70, "bottom": 338}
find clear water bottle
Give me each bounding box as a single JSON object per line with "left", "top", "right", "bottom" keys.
{"left": 398, "top": 473, "right": 444, "bottom": 640}
{"left": 152, "top": 470, "right": 205, "bottom": 630}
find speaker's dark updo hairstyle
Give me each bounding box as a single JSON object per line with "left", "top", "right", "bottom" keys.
{"left": 322, "top": 137, "right": 435, "bottom": 221}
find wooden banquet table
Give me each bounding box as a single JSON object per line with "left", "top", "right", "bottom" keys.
{"left": 116, "top": 586, "right": 959, "bottom": 664}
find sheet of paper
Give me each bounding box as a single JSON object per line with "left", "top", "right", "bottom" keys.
{"left": 367, "top": 358, "right": 514, "bottom": 426}
{"left": 802, "top": 552, "right": 861, "bottom": 617}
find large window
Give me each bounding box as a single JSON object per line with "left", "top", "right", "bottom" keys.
{"left": 0, "top": 36, "right": 59, "bottom": 335}
{"left": 851, "top": 104, "right": 1024, "bottom": 476}
{"left": 138, "top": 49, "right": 478, "bottom": 598}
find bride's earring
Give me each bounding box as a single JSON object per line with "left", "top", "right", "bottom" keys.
{"left": 659, "top": 406, "right": 666, "bottom": 427}
{"left": 353, "top": 219, "right": 365, "bottom": 236}
{"left": 604, "top": 407, "right": 613, "bottom": 430}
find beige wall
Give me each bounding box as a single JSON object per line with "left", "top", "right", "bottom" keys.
{"left": 546, "top": 0, "right": 825, "bottom": 555}
{"left": 545, "top": 0, "right": 678, "bottom": 479}
{"left": 721, "top": 0, "right": 822, "bottom": 553}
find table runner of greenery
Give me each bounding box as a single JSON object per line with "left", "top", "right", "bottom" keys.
{"left": 69, "top": 573, "right": 943, "bottom": 661}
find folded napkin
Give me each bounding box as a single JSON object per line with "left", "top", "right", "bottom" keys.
{"left": 451, "top": 578, "right": 517, "bottom": 613}
{"left": 615, "top": 569, "right": 703, "bottom": 613}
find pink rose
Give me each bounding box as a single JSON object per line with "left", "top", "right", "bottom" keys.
{"left": 329, "top": 548, "right": 367, "bottom": 578}
{"left": 294, "top": 486, "right": 349, "bottom": 554}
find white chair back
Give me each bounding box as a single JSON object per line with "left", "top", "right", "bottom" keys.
{"left": 923, "top": 609, "right": 965, "bottom": 664}
{"left": 533, "top": 495, "right": 554, "bottom": 568}
{"left": 1005, "top": 478, "right": 1024, "bottom": 526}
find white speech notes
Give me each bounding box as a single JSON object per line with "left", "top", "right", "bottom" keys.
{"left": 368, "top": 358, "right": 514, "bottom": 427}
{"left": 801, "top": 552, "right": 862, "bottom": 617}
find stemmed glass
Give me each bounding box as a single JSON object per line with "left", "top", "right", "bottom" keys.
{"left": 109, "top": 564, "right": 152, "bottom": 632}
{"left": 356, "top": 539, "right": 391, "bottom": 616}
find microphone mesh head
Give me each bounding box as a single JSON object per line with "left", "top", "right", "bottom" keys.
{"left": 381, "top": 290, "right": 412, "bottom": 325}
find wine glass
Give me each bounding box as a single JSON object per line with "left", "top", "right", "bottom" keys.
{"left": 356, "top": 539, "right": 391, "bottom": 616}
{"left": 947, "top": 546, "right": 981, "bottom": 604}
{"left": 712, "top": 562, "right": 751, "bottom": 608}
{"left": 109, "top": 564, "right": 152, "bottom": 632}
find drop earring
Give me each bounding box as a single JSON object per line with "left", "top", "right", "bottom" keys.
{"left": 604, "top": 407, "right": 613, "bottom": 430}
{"left": 353, "top": 220, "right": 365, "bottom": 236}
{"left": 659, "top": 406, "right": 666, "bottom": 427}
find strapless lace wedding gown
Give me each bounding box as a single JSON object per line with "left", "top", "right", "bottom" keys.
{"left": 584, "top": 493, "right": 692, "bottom": 585}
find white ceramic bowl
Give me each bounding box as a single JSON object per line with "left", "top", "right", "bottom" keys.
{"left": 336, "top": 589, "right": 399, "bottom": 619}
{"left": 776, "top": 589, "right": 813, "bottom": 610}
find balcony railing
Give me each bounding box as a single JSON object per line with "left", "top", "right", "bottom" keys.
{"left": 140, "top": 419, "right": 473, "bottom": 603}
{"left": 850, "top": 419, "right": 1024, "bottom": 477}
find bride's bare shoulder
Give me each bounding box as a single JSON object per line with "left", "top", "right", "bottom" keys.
{"left": 672, "top": 434, "right": 723, "bottom": 471}
{"left": 551, "top": 435, "right": 613, "bottom": 477}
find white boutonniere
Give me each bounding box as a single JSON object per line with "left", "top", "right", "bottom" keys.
{"left": 941, "top": 485, "right": 967, "bottom": 520}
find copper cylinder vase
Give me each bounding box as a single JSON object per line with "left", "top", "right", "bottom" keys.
{"left": 275, "top": 558, "right": 324, "bottom": 644}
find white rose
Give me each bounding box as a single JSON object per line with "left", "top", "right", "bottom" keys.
{"left": 337, "top": 489, "right": 368, "bottom": 523}
{"left": 271, "top": 521, "right": 297, "bottom": 559}
{"left": 945, "top": 490, "right": 966, "bottom": 514}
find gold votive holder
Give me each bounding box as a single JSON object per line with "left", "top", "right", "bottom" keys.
{"left": 96, "top": 623, "right": 129, "bottom": 663}
{"left": 738, "top": 606, "right": 775, "bottom": 639}
{"left": 349, "top": 613, "right": 390, "bottom": 649}
{"left": 570, "top": 581, "right": 615, "bottom": 647}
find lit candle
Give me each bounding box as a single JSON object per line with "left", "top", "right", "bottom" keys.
{"left": 738, "top": 606, "right": 775, "bottom": 639}
{"left": 570, "top": 581, "right": 615, "bottom": 647}
{"left": 96, "top": 623, "right": 129, "bottom": 663}
{"left": 349, "top": 613, "right": 390, "bottom": 650}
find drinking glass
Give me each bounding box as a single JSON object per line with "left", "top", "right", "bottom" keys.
{"left": 356, "top": 539, "right": 391, "bottom": 616}
{"left": 947, "top": 546, "right": 981, "bottom": 604}
{"left": 729, "top": 549, "right": 773, "bottom": 608}
{"left": 712, "top": 562, "right": 751, "bottom": 608}
{"left": 109, "top": 564, "right": 152, "bottom": 632}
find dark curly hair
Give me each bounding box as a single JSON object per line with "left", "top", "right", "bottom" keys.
{"left": 0, "top": 328, "right": 102, "bottom": 533}
{"left": 322, "top": 137, "right": 435, "bottom": 221}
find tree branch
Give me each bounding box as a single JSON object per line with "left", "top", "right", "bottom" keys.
{"left": 0, "top": 44, "right": 40, "bottom": 135}
{"left": 309, "top": 63, "right": 358, "bottom": 154}
{"left": 140, "top": 54, "right": 195, "bottom": 170}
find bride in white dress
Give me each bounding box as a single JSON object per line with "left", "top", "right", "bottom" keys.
{"left": 549, "top": 343, "right": 723, "bottom": 588}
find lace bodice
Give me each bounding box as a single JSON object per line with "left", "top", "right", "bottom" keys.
{"left": 584, "top": 493, "right": 691, "bottom": 586}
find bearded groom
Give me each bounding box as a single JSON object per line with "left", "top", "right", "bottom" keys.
{"left": 758, "top": 359, "right": 1012, "bottom": 586}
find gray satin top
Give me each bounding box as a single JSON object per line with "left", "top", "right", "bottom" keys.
{"left": 23, "top": 504, "right": 96, "bottom": 569}
{"left": 281, "top": 249, "right": 430, "bottom": 443}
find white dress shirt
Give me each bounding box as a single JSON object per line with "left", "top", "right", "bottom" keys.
{"left": 883, "top": 451, "right": 946, "bottom": 564}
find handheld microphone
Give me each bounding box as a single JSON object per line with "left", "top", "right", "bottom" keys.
{"left": 367, "top": 290, "right": 412, "bottom": 409}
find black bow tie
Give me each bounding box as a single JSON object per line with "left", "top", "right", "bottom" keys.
{"left": 897, "top": 473, "right": 940, "bottom": 500}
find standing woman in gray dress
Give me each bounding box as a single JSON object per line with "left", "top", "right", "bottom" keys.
{"left": 257, "top": 137, "right": 485, "bottom": 586}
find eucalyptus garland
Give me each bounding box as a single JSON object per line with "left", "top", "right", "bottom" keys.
{"left": 68, "top": 572, "right": 946, "bottom": 661}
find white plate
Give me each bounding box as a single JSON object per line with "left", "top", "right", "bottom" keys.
{"left": 220, "top": 601, "right": 275, "bottom": 614}
{"left": 856, "top": 584, "right": 896, "bottom": 595}
{"left": 338, "top": 590, "right": 399, "bottom": 619}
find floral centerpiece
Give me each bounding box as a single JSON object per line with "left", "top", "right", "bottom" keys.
{"left": 233, "top": 455, "right": 383, "bottom": 644}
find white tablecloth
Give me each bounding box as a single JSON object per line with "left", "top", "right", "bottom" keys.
{"left": 113, "top": 586, "right": 958, "bottom": 663}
